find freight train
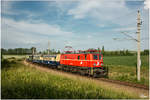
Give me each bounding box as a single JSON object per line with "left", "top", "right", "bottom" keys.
{"left": 27, "top": 49, "right": 108, "bottom": 77}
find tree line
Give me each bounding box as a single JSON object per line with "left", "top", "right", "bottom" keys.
{"left": 1, "top": 46, "right": 149, "bottom": 56}
{"left": 101, "top": 46, "right": 149, "bottom": 56}
{"left": 1, "top": 47, "right": 60, "bottom": 55}
{"left": 1, "top": 48, "right": 32, "bottom": 55}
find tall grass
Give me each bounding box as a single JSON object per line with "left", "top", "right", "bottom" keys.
{"left": 1, "top": 59, "right": 139, "bottom": 99}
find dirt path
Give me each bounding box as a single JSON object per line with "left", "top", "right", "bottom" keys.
{"left": 24, "top": 61, "right": 149, "bottom": 98}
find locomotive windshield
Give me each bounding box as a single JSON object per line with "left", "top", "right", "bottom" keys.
{"left": 93, "top": 54, "right": 101, "bottom": 60}
{"left": 93, "top": 54, "right": 98, "bottom": 60}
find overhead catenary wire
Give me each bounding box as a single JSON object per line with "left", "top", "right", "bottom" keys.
{"left": 99, "top": 6, "right": 144, "bottom": 30}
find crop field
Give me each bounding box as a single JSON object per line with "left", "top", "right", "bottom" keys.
{"left": 104, "top": 56, "right": 149, "bottom": 67}
{"left": 3, "top": 55, "right": 28, "bottom": 59}
{"left": 103, "top": 56, "right": 149, "bottom": 86}
{"left": 1, "top": 58, "right": 142, "bottom": 99}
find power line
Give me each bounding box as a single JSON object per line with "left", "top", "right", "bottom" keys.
{"left": 98, "top": 6, "right": 144, "bottom": 29}
{"left": 121, "top": 32, "right": 138, "bottom": 42}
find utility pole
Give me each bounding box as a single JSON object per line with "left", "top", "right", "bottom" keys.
{"left": 137, "top": 10, "right": 141, "bottom": 81}
{"left": 48, "top": 41, "right": 50, "bottom": 55}
{"left": 113, "top": 10, "right": 142, "bottom": 81}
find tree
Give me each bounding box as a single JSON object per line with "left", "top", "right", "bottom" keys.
{"left": 8, "top": 49, "right": 14, "bottom": 54}
{"left": 1, "top": 48, "right": 7, "bottom": 55}
{"left": 1, "top": 48, "right": 32, "bottom": 55}
{"left": 126, "top": 49, "right": 129, "bottom": 56}
{"left": 39, "top": 51, "right": 42, "bottom": 54}
{"left": 57, "top": 50, "right": 60, "bottom": 54}
{"left": 114, "top": 51, "right": 118, "bottom": 55}
{"left": 102, "top": 46, "right": 105, "bottom": 55}
{"left": 144, "top": 49, "right": 149, "bottom": 55}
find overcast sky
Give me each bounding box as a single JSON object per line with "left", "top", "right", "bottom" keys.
{"left": 1, "top": 0, "right": 149, "bottom": 52}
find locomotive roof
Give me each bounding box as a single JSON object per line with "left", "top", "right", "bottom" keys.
{"left": 62, "top": 52, "right": 102, "bottom": 55}
{"left": 63, "top": 49, "right": 101, "bottom": 54}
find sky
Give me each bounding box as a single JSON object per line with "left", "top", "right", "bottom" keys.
{"left": 1, "top": 0, "right": 149, "bottom": 52}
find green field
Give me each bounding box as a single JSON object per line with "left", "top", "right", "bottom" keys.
{"left": 2, "top": 58, "right": 140, "bottom": 99}
{"left": 104, "top": 56, "right": 149, "bottom": 86}
{"left": 104, "top": 56, "right": 149, "bottom": 67}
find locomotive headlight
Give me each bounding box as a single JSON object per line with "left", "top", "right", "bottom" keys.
{"left": 97, "top": 62, "right": 99, "bottom": 66}
{"left": 93, "top": 63, "right": 96, "bottom": 66}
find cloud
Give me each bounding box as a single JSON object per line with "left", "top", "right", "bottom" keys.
{"left": 2, "top": 18, "right": 73, "bottom": 36}
{"left": 113, "top": 27, "right": 136, "bottom": 32}
{"left": 1, "top": 18, "right": 73, "bottom": 49}
{"left": 68, "top": 0, "right": 100, "bottom": 19}
{"left": 87, "top": 35, "right": 92, "bottom": 39}
{"left": 144, "top": 0, "right": 150, "bottom": 9}
{"left": 96, "top": 24, "right": 106, "bottom": 28}
{"left": 66, "top": 0, "right": 141, "bottom": 30}
{"left": 67, "top": 0, "right": 127, "bottom": 20}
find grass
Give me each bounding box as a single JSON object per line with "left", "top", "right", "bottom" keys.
{"left": 3, "top": 55, "right": 28, "bottom": 59}
{"left": 107, "top": 65, "right": 149, "bottom": 86}
{"left": 1, "top": 59, "right": 140, "bottom": 99}
{"left": 103, "top": 56, "right": 149, "bottom": 86}
{"left": 103, "top": 55, "right": 149, "bottom": 67}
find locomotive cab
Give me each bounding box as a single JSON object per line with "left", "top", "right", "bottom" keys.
{"left": 92, "top": 54, "right": 103, "bottom": 67}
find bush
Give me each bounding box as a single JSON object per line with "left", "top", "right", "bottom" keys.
{"left": 17, "top": 58, "right": 24, "bottom": 61}
{"left": 1, "top": 59, "right": 17, "bottom": 69}
{"left": 8, "top": 57, "right": 16, "bottom": 59}
{"left": 1, "top": 59, "right": 11, "bottom": 69}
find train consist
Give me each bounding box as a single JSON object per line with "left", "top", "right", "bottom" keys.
{"left": 27, "top": 49, "right": 108, "bottom": 77}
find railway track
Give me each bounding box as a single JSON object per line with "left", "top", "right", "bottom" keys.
{"left": 26, "top": 61, "right": 149, "bottom": 91}
{"left": 96, "top": 78, "right": 149, "bottom": 90}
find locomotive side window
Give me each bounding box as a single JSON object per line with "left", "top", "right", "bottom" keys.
{"left": 65, "top": 56, "right": 67, "bottom": 59}
{"left": 93, "top": 55, "right": 98, "bottom": 60}
{"left": 99, "top": 55, "right": 101, "bottom": 60}
{"left": 78, "top": 56, "right": 80, "bottom": 60}
{"left": 85, "top": 54, "right": 87, "bottom": 60}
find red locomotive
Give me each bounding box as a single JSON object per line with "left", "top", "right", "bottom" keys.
{"left": 59, "top": 49, "right": 108, "bottom": 77}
